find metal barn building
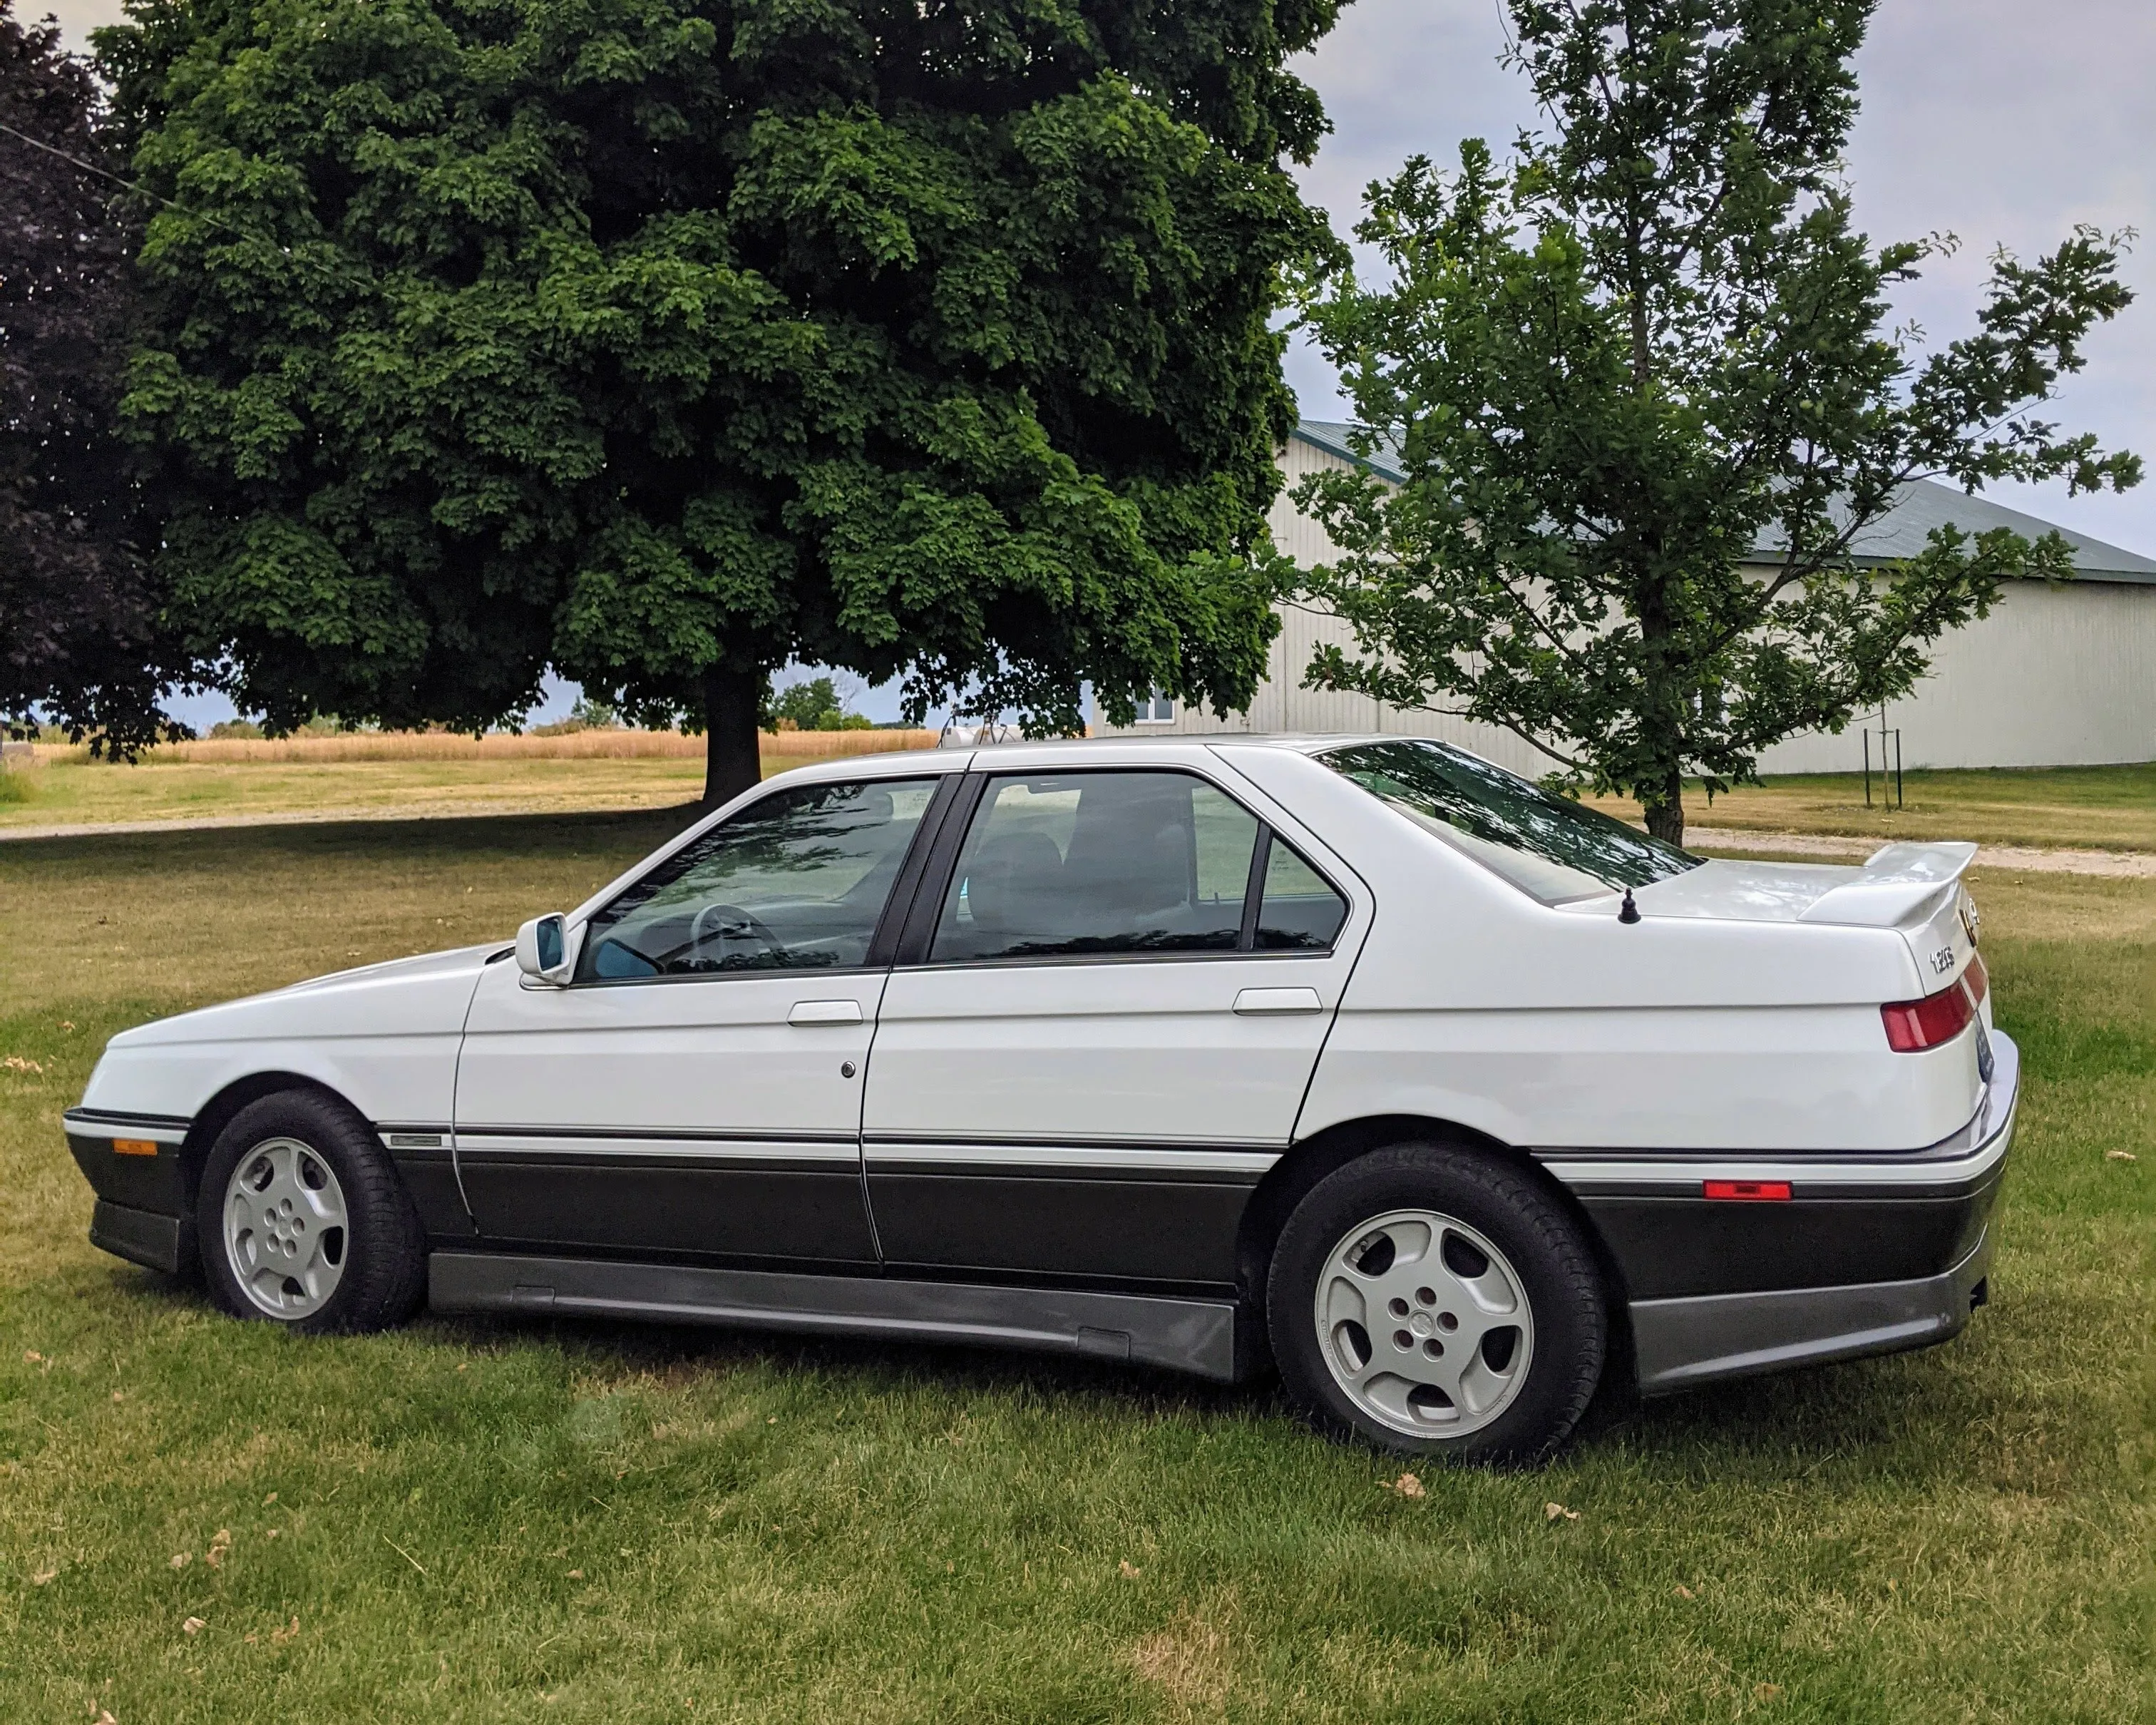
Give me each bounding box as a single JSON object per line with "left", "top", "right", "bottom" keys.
{"left": 1103, "top": 419, "right": 2156, "bottom": 776}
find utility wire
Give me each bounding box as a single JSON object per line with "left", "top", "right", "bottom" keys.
{"left": 0, "top": 117, "right": 270, "bottom": 245}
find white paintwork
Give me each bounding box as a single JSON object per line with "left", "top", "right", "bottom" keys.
{"left": 456, "top": 960, "right": 881, "bottom": 1142}
{"left": 78, "top": 734, "right": 1996, "bottom": 1184}
{"left": 80, "top": 943, "right": 497, "bottom": 1129}
{"left": 861, "top": 746, "right": 1370, "bottom": 1152}
{"left": 1217, "top": 744, "right": 1984, "bottom": 1152}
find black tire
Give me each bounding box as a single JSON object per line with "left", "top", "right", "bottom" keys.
{"left": 196, "top": 1090, "right": 427, "bottom": 1334}
{"left": 1266, "top": 1142, "right": 1606, "bottom": 1463}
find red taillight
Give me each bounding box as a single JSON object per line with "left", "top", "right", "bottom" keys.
{"left": 1881, "top": 976, "right": 1976, "bottom": 1052}
{"left": 1703, "top": 1179, "right": 1791, "bottom": 1202}
{"left": 1963, "top": 951, "right": 1988, "bottom": 1008}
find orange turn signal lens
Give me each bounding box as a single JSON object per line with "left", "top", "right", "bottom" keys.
{"left": 111, "top": 1139, "right": 158, "bottom": 1157}
{"left": 1703, "top": 1179, "right": 1790, "bottom": 1202}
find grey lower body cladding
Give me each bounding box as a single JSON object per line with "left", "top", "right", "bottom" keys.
{"left": 427, "top": 1252, "right": 1241, "bottom": 1381}
{"left": 1630, "top": 1229, "right": 1993, "bottom": 1394}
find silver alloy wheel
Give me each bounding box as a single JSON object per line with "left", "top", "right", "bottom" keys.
{"left": 221, "top": 1137, "right": 350, "bottom": 1320}
{"left": 1313, "top": 1208, "right": 1536, "bottom": 1438}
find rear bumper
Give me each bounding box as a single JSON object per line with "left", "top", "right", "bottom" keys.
{"left": 1631, "top": 1227, "right": 1991, "bottom": 1393}
{"left": 1539, "top": 1031, "right": 2018, "bottom": 1393}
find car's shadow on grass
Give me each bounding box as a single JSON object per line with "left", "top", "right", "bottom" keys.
{"left": 425, "top": 1299, "right": 2061, "bottom": 1484}
{"left": 96, "top": 1261, "right": 2088, "bottom": 1485}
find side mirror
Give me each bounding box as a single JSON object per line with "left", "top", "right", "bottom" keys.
{"left": 514, "top": 913, "right": 577, "bottom": 986}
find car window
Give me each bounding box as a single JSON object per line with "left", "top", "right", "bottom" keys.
{"left": 578, "top": 779, "right": 936, "bottom": 980}
{"left": 1256, "top": 837, "right": 1349, "bottom": 950}
{"left": 1320, "top": 739, "right": 1699, "bottom": 900}
{"left": 931, "top": 772, "right": 1262, "bottom": 962}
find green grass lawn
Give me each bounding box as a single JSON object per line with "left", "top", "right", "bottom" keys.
{"left": 4, "top": 815, "right": 2152, "bottom": 1721}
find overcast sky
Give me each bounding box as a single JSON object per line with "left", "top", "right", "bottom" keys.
{"left": 31, "top": 0, "right": 2155, "bottom": 723}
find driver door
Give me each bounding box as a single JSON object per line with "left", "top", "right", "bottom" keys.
{"left": 453, "top": 774, "right": 947, "bottom": 1266}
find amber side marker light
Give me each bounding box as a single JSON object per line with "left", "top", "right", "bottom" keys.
{"left": 1703, "top": 1179, "right": 1791, "bottom": 1202}
{"left": 111, "top": 1139, "right": 158, "bottom": 1157}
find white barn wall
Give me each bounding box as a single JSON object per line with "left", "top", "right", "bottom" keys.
{"left": 1756, "top": 578, "right": 2156, "bottom": 773}
{"left": 1102, "top": 438, "right": 2156, "bottom": 775}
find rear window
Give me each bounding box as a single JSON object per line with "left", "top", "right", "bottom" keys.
{"left": 1320, "top": 739, "right": 1700, "bottom": 901}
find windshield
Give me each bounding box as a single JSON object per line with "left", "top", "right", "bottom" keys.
{"left": 1320, "top": 739, "right": 1700, "bottom": 901}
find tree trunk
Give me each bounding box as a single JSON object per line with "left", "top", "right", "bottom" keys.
{"left": 701, "top": 663, "right": 764, "bottom": 808}
{"left": 1641, "top": 766, "right": 1686, "bottom": 848}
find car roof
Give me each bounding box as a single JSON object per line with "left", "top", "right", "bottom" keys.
{"left": 773, "top": 733, "right": 1392, "bottom": 781}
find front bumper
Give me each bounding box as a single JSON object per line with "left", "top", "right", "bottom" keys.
{"left": 1540, "top": 1030, "right": 2018, "bottom": 1394}
{"left": 65, "top": 1107, "right": 197, "bottom": 1275}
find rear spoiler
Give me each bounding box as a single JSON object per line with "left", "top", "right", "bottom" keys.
{"left": 1797, "top": 841, "right": 1977, "bottom": 929}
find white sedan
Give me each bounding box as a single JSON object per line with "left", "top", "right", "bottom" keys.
{"left": 65, "top": 736, "right": 2013, "bottom": 1460}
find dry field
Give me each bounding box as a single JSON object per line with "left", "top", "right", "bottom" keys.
{"left": 1583, "top": 762, "right": 2156, "bottom": 854}
{"left": 0, "top": 729, "right": 941, "bottom": 831}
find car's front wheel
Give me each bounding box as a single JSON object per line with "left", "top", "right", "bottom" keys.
{"left": 1267, "top": 1142, "right": 1606, "bottom": 1463}
{"left": 197, "top": 1091, "right": 426, "bottom": 1334}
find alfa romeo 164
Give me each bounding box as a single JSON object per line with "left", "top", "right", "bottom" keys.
{"left": 67, "top": 737, "right": 2011, "bottom": 1459}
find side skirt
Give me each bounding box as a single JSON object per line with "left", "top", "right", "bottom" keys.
{"left": 427, "top": 1251, "right": 1241, "bottom": 1383}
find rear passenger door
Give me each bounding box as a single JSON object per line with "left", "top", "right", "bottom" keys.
{"left": 860, "top": 764, "right": 1367, "bottom": 1289}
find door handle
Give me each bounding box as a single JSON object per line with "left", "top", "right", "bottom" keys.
{"left": 789, "top": 999, "right": 864, "bottom": 1026}
{"left": 1233, "top": 987, "right": 1323, "bottom": 1016}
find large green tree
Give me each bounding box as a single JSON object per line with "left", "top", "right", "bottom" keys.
{"left": 1293, "top": 0, "right": 2137, "bottom": 844}
{"left": 1, "top": 1, "right": 185, "bottom": 754}
{"left": 103, "top": 0, "right": 1343, "bottom": 802}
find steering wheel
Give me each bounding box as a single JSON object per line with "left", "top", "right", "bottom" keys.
{"left": 687, "top": 901, "right": 787, "bottom": 966}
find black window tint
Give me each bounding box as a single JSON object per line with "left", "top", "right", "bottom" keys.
{"left": 578, "top": 779, "right": 935, "bottom": 981}
{"left": 1257, "top": 838, "right": 1348, "bottom": 950}
{"left": 1322, "top": 739, "right": 1699, "bottom": 899}
{"left": 932, "top": 772, "right": 1261, "bottom": 962}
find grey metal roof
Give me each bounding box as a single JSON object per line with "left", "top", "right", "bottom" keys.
{"left": 1293, "top": 419, "right": 1407, "bottom": 483}
{"left": 1289, "top": 419, "right": 2156, "bottom": 585}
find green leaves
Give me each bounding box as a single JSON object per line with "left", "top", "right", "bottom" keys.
{"left": 1292, "top": 0, "right": 2138, "bottom": 841}
{"left": 108, "top": 0, "right": 1330, "bottom": 767}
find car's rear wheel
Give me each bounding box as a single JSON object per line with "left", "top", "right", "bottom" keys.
{"left": 197, "top": 1092, "right": 426, "bottom": 1334}
{"left": 1267, "top": 1142, "right": 1606, "bottom": 1463}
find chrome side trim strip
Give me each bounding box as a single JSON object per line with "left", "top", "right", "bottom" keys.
{"left": 428, "top": 1252, "right": 1241, "bottom": 1381}
{"left": 63, "top": 1116, "right": 190, "bottom": 1147}
{"left": 862, "top": 1142, "right": 1282, "bottom": 1176}
{"left": 452, "top": 1133, "right": 860, "bottom": 1164}
{"left": 455, "top": 1123, "right": 843, "bottom": 1145}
